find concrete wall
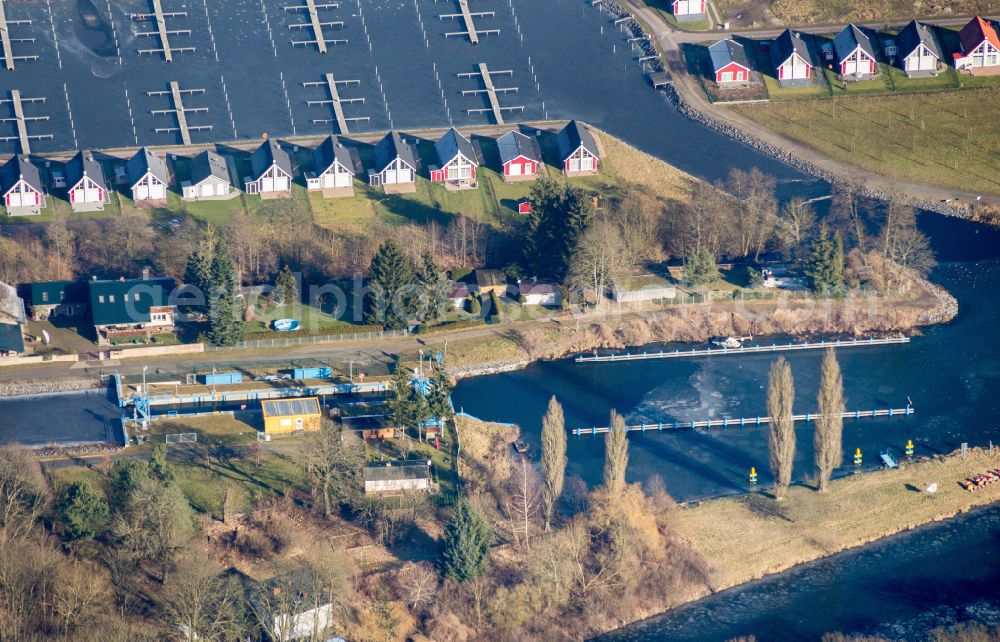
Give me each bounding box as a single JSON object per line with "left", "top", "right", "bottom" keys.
{"left": 0, "top": 354, "right": 80, "bottom": 368}
{"left": 109, "top": 343, "right": 205, "bottom": 359}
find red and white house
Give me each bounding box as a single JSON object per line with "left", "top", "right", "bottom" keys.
{"left": 954, "top": 16, "right": 1000, "bottom": 74}
{"left": 771, "top": 29, "right": 812, "bottom": 82}
{"left": 672, "top": 0, "right": 706, "bottom": 18}
{"left": 0, "top": 155, "right": 45, "bottom": 216}
{"left": 497, "top": 130, "right": 541, "bottom": 180}
{"left": 66, "top": 151, "right": 106, "bottom": 212}
{"left": 557, "top": 120, "right": 600, "bottom": 176}
{"left": 833, "top": 24, "right": 878, "bottom": 78}
{"left": 708, "top": 39, "right": 752, "bottom": 83}
{"left": 430, "top": 128, "right": 479, "bottom": 189}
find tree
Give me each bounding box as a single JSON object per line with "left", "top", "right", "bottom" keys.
{"left": 184, "top": 227, "right": 217, "bottom": 295}
{"left": 778, "top": 197, "right": 816, "bottom": 257}
{"left": 522, "top": 178, "right": 593, "bottom": 280}
{"left": 387, "top": 361, "right": 414, "bottom": 436}
{"left": 207, "top": 242, "right": 245, "bottom": 347}
{"left": 504, "top": 456, "right": 540, "bottom": 550}
{"left": 105, "top": 458, "right": 149, "bottom": 514}
{"left": 112, "top": 478, "right": 193, "bottom": 580}
{"left": 57, "top": 481, "right": 109, "bottom": 541}
{"left": 274, "top": 265, "right": 298, "bottom": 306}
{"left": 887, "top": 225, "right": 936, "bottom": 278}
{"left": 805, "top": 225, "right": 845, "bottom": 297}
{"left": 726, "top": 168, "right": 778, "bottom": 260}
{"left": 569, "top": 217, "right": 630, "bottom": 308}
{"left": 416, "top": 253, "right": 451, "bottom": 324}
{"left": 160, "top": 551, "right": 248, "bottom": 642}
{"left": 540, "top": 396, "right": 567, "bottom": 532}
{"left": 603, "top": 410, "right": 629, "bottom": 500}
{"left": 468, "top": 294, "right": 482, "bottom": 316}
{"left": 0, "top": 446, "right": 47, "bottom": 543}
{"left": 364, "top": 240, "right": 417, "bottom": 330}
{"left": 410, "top": 382, "right": 433, "bottom": 442}
{"left": 149, "top": 443, "right": 175, "bottom": 484}
{"left": 426, "top": 365, "right": 454, "bottom": 425}
{"left": 306, "top": 420, "right": 365, "bottom": 517}
{"left": 684, "top": 246, "right": 721, "bottom": 286}
{"left": 440, "top": 498, "right": 492, "bottom": 581}
{"left": 767, "top": 358, "right": 796, "bottom": 500}
{"left": 815, "top": 348, "right": 845, "bottom": 493}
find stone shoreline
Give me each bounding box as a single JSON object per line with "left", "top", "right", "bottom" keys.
{"left": 0, "top": 379, "right": 104, "bottom": 398}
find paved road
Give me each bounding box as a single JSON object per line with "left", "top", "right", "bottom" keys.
{"left": 619, "top": 0, "right": 1000, "bottom": 206}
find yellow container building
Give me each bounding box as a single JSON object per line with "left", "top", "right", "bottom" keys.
{"left": 261, "top": 397, "right": 322, "bottom": 434}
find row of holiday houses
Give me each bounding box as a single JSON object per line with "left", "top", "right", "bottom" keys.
{"left": 708, "top": 15, "right": 1000, "bottom": 85}
{"left": 1, "top": 121, "right": 601, "bottom": 216}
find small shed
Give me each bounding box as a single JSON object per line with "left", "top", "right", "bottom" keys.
{"left": 612, "top": 274, "right": 677, "bottom": 303}
{"left": 0, "top": 155, "right": 45, "bottom": 216}
{"left": 364, "top": 460, "right": 433, "bottom": 494}
{"left": 262, "top": 397, "right": 322, "bottom": 434}
{"left": 66, "top": 151, "right": 106, "bottom": 212}
{"left": 473, "top": 269, "right": 507, "bottom": 296}
{"left": 771, "top": 29, "right": 813, "bottom": 81}
{"left": 183, "top": 151, "right": 236, "bottom": 201}
{"left": 0, "top": 323, "right": 24, "bottom": 357}
{"left": 126, "top": 147, "right": 169, "bottom": 202}
{"left": 246, "top": 140, "right": 293, "bottom": 196}
{"left": 833, "top": 24, "right": 879, "bottom": 77}
{"left": 709, "top": 39, "right": 752, "bottom": 83}
{"left": 497, "top": 130, "right": 541, "bottom": 180}
{"left": 517, "top": 279, "right": 561, "bottom": 306}
{"left": 369, "top": 132, "right": 417, "bottom": 188}
{"left": 557, "top": 120, "right": 600, "bottom": 175}
{"left": 307, "top": 135, "right": 359, "bottom": 194}
{"left": 431, "top": 128, "right": 479, "bottom": 188}
{"left": 517, "top": 199, "right": 532, "bottom": 215}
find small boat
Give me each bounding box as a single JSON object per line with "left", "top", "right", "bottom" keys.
{"left": 512, "top": 439, "right": 528, "bottom": 454}
{"left": 711, "top": 336, "right": 743, "bottom": 349}
{"left": 272, "top": 318, "right": 300, "bottom": 332}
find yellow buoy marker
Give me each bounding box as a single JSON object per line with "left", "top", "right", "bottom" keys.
{"left": 854, "top": 448, "right": 862, "bottom": 465}
{"left": 906, "top": 440, "right": 914, "bottom": 457}
{"left": 750, "top": 467, "right": 758, "bottom": 485}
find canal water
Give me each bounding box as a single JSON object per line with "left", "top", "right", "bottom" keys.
{"left": 0, "top": 390, "right": 119, "bottom": 447}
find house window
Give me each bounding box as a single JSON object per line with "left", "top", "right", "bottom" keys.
{"left": 109, "top": 295, "right": 115, "bottom": 303}
{"left": 123, "top": 294, "right": 129, "bottom": 302}
{"left": 41, "top": 292, "right": 49, "bottom": 303}
{"left": 98, "top": 295, "right": 105, "bottom": 303}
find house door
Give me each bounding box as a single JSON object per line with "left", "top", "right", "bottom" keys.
{"left": 261, "top": 178, "right": 274, "bottom": 192}
{"left": 843, "top": 60, "right": 857, "bottom": 75}
{"left": 384, "top": 169, "right": 398, "bottom": 184}
{"left": 398, "top": 168, "right": 412, "bottom": 183}
{"left": 509, "top": 162, "right": 522, "bottom": 176}
{"left": 721, "top": 71, "right": 734, "bottom": 82}
{"left": 135, "top": 184, "right": 149, "bottom": 200}
{"left": 84, "top": 185, "right": 100, "bottom": 202}
{"left": 201, "top": 183, "right": 214, "bottom": 197}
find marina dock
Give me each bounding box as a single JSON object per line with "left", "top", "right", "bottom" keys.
{"left": 135, "top": 0, "right": 194, "bottom": 63}
{"left": 571, "top": 406, "right": 915, "bottom": 436}
{"left": 286, "top": 0, "right": 345, "bottom": 53}
{"left": 0, "top": 0, "right": 36, "bottom": 71}
{"left": 149, "top": 81, "right": 210, "bottom": 145}
{"left": 440, "top": 0, "right": 499, "bottom": 45}
{"left": 303, "top": 73, "right": 367, "bottom": 134}
{"left": 458, "top": 63, "right": 523, "bottom": 125}
{"left": 575, "top": 336, "right": 911, "bottom": 363}
{"left": 0, "top": 90, "right": 51, "bottom": 154}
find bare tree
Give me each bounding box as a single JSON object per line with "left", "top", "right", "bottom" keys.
{"left": 52, "top": 560, "right": 110, "bottom": 635}
{"left": 778, "top": 197, "right": 816, "bottom": 256}
{"left": 767, "top": 358, "right": 796, "bottom": 500}
{"left": 569, "top": 217, "right": 632, "bottom": 308}
{"left": 160, "top": 551, "right": 247, "bottom": 642}
{"left": 727, "top": 168, "right": 778, "bottom": 260}
{"left": 306, "top": 419, "right": 365, "bottom": 518}
{"left": 814, "top": 348, "right": 845, "bottom": 493}
{"left": 540, "top": 396, "right": 567, "bottom": 532}
{"left": 603, "top": 410, "right": 630, "bottom": 500}
{"left": 403, "top": 564, "right": 438, "bottom": 614}
{"left": 0, "top": 446, "right": 47, "bottom": 543}
{"left": 887, "top": 225, "right": 936, "bottom": 278}
{"left": 504, "top": 456, "right": 541, "bottom": 550}
{"left": 668, "top": 180, "right": 734, "bottom": 259}
{"left": 831, "top": 185, "right": 869, "bottom": 264}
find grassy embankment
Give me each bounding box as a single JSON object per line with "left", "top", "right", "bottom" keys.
{"left": 676, "top": 447, "right": 1000, "bottom": 590}
{"left": 713, "top": 0, "right": 998, "bottom": 27}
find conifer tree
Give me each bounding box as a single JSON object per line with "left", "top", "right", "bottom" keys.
{"left": 364, "top": 240, "right": 416, "bottom": 330}
{"left": 207, "top": 242, "right": 244, "bottom": 347}
{"left": 57, "top": 480, "right": 109, "bottom": 541}
{"left": 416, "top": 254, "right": 451, "bottom": 324}
{"left": 805, "top": 225, "right": 845, "bottom": 297}
{"left": 440, "top": 498, "right": 492, "bottom": 581}
{"left": 387, "top": 362, "right": 414, "bottom": 437}
{"left": 274, "top": 265, "right": 298, "bottom": 306}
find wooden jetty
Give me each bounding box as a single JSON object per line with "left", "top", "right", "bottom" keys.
{"left": 303, "top": 73, "right": 368, "bottom": 134}
{"left": 648, "top": 71, "right": 672, "bottom": 88}
{"left": 135, "top": 0, "right": 193, "bottom": 63}
{"left": 148, "top": 81, "right": 210, "bottom": 145}
{"left": 286, "top": 0, "right": 345, "bottom": 53}
{"left": 458, "top": 63, "right": 523, "bottom": 125}
{"left": 0, "top": 90, "right": 51, "bottom": 154}
{"left": 575, "top": 336, "right": 911, "bottom": 363}
{"left": 440, "top": 0, "right": 498, "bottom": 45}
{"left": 571, "top": 406, "right": 915, "bottom": 436}
{"left": 0, "top": 0, "right": 37, "bottom": 71}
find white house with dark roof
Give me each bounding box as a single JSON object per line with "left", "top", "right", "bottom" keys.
{"left": 369, "top": 131, "right": 417, "bottom": 192}
{"left": 307, "top": 135, "right": 359, "bottom": 196}
{"left": 66, "top": 151, "right": 107, "bottom": 212}
{"left": 833, "top": 24, "right": 879, "bottom": 78}
{"left": 430, "top": 128, "right": 479, "bottom": 189}
{"left": 517, "top": 279, "right": 561, "bottom": 306}
{"left": 245, "top": 139, "right": 293, "bottom": 197}
{"left": 182, "top": 150, "right": 236, "bottom": 201}
{"left": 771, "top": 29, "right": 813, "bottom": 83}
{"left": 557, "top": 120, "right": 600, "bottom": 176}
{"left": 497, "top": 130, "right": 541, "bottom": 181}
{"left": 126, "top": 147, "right": 169, "bottom": 203}
{"left": 672, "top": 0, "right": 706, "bottom": 19}
{"left": 1, "top": 155, "right": 45, "bottom": 216}
{"left": 954, "top": 16, "right": 1000, "bottom": 74}
{"left": 896, "top": 20, "right": 942, "bottom": 76}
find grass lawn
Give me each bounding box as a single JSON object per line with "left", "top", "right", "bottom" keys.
{"left": 730, "top": 86, "right": 1000, "bottom": 196}
{"left": 676, "top": 447, "right": 1000, "bottom": 590}
{"left": 824, "top": 66, "right": 893, "bottom": 96}
{"left": 438, "top": 335, "right": 529, "bottom": 369}
{"left": 643, "top": 0, "right": 711, "bottom": 30}
{"left": 245, "top": 302, "right": 354, "bottom": 334}
{"left": 148, "top": 415, "right": 259, "bottom": 444}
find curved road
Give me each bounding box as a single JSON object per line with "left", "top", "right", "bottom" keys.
{"left": 619, "top": 0, "right": 1000, "bottom": 206}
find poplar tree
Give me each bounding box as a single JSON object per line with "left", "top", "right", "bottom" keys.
{"left": 540, "top": 396, "right": 567, "bottom": 531}
{"left": 440, "top": 498, "right": 492, "bottom": 581}
{"left": 767, "top": 357, "right": 796, "bottom": 500}
{"left": 603, "top": 409, "right": 629, "bottom": 500}
{"left": 815, "top": 348, "right": 845, "bottom": 493}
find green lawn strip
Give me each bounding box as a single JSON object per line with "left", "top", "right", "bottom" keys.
{"left": 245, "top": 302, "right": 353, "bottom": 334}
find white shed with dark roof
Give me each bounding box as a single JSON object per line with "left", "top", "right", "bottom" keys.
{"left": 1, "top": 155, "right": 45, "bottom": 215}
{"left": 126, "top": 147, "right": 169, "bottom": 202}
{"left": 183, "top": 151, "right": 236, "bottom": 201}
{"left": 772, "top": 30, "right": 812, "bottom": 81}
{"left": 246, "top": 139, "right": 293, "bottom": 196}
{"left": 834, "top": 24, "right": 878, "bottom": 77}
{"left": 897, "top": 20, "right": 942, "bottom": 75}
{"left": 307, "top": 135, "right": 359, "bottom": 194}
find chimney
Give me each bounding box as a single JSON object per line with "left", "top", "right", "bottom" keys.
{"left": 142, "top": 267, "right": 150, "bottom": 281}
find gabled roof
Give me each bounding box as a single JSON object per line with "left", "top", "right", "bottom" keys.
{"left": 474, "top": 269, "right": 507, "bottom": 289}
{"left": 314, "top": 135, "right": 359, "bottom": 177}
{"left": 709, "top": 39, "right": 752, "bottom": 73}
{"left": 497, "top": 130, "right": 541, "bottom": 166}
{"left": 0, "top": 323, "right": 24, "bottom": 354}
{"left": 126, "top": 147, "right": 168, "bottom": 187}
{"left": 897, "top": 20, "right": 942, "bottom": 61}
{"left": 448, "top": 283, "right": 470, "bottom": 299}
{"left": 771, "top": 29, "right": 812, "bottom": 68}
{"left": 28, "top": 280, "right": 88, "bottom": 307}
{"left": 0, "top": 281, "right": 26, "bottom": 324}
{"left": 364, "top": 460, "right": 432, "bottom": 482}
{"left": 557, "top": 120, "right": 599, "bottom": 161}
{"left": 250, "top": 139, "right": 293, "bottom": 180}
{"left": 833, "top": 24, "right": 877, "bottom": 63}
{"left": 190, "top": 150, "right": 231, "bottom": 185}
{"left": 65, "top": 151, "right": 105, "bottom": 189}
{"left": 88, "top": 277, "right": 176, "bottom": 326}
{"left": 0, "top": 155, "right": 43, "bottom": 195}
{"left": 261, "top": 397, "right": 321, "bottom": 418}
{"left": 374, "top": 131, "right": 417, "bottom": 173}
{"left": 959, "top": 15, "right": 1000, "bottom": 54}
{"left": 434, "top": 128, "right": 479, "bottom": 167}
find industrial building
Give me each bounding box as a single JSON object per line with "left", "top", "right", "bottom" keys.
{"left": 261, "top": 397, "right": 323, "bottom": 434}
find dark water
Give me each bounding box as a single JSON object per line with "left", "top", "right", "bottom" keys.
{"left": 594, "top": 505, "right": 1000, "bottom": 642}
{"left": 0, "top": 390, "right": 119, "bottom": 446}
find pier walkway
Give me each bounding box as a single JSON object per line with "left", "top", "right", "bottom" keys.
{"left": 571, "top": 406, "right": 915, "bottom": 436}
{"left": 575, "top": 336, "right": 910, "bottom": 363}
{"left": 0, "top": 0, "right": 36, "bottom": 71}
{"left": 304, "top": 73, "right": 367, "bottom": 134}
{"left": 0, "top": 90, "right": 51, "bottom": 154}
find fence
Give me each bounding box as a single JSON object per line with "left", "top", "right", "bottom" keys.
{"left": 204, "top": 329, "right": 409, "bottom": 351}
{"left": 165, "top": 432, "right": 198, "bottom": 443}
